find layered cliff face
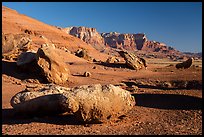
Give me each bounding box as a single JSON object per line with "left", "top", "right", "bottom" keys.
{"left": 62, "top": 26, "right": 105, "bottom": 51}
{"left": 101, "top": 32, "right": 147, "bottom": 51}
{"left": 62, "top": 26, "right": 180, "bottom": 56}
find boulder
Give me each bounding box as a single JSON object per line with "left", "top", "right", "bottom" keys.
{"left": 10, "top": 85, "right": 69, "bottom": 116}
{"left": 75, "top": 48, "right": 93, "bottom": 61}
{"left": 175, "top": 58, "right": 194, "bottom": 69}
{"left": 36, "top": 46, "right": 70, "bottom": 84}
{"left": 2, "top": 33, "right": 32, "bottom": 60}
{"left": 10, "top": 84, "right": 135, "bottom": 123}
{"left": 118, "top": 50, "right": 147, "bottom": 70}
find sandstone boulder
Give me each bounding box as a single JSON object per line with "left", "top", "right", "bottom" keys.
{"left": 36, "top": 46, "right": 70, "bottom": 84}
{"left": 118, "top": 50, "right": 147, "bottom": 70}
{"left": 2, "top": 33, "right": 32, "bottom": 60}
{"left": 75, "top": 48, "right": 93, "bottom": 61}
{"left": 10, "top": 84, "right": 135, "bottom": 123}
{"left": 175, "top": 58, "right": 194, "bottom": 69}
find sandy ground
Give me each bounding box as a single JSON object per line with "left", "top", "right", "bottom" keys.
{"left": 2, "top": 57, "right": 202, "bottom": 135}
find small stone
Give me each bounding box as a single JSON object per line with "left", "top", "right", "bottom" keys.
{"left": 84, "top": 71, "right": 91, "bottom": 77}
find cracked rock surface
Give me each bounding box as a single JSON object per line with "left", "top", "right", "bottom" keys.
{"left": 10, "top": 84, "right": 135, "bottom": 123}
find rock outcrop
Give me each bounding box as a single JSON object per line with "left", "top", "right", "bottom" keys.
{"left": 175, "top": 58, "right": 194, "bottom": 69}
{"left": 36, "top": 45, "right": 70, "bottom": 84}
{"left": 101, "top": 32, "right": 147, "bottom": 51}
{"left": 2, "top": 33, "right": 32, "bottom": 60}
{"left": 62, "top": 26, "right": 105, "bottom": 51}
{"left": 118, "top": 50, "right": 147, "bottom": 70}
{"left": 61, "top": 26, "right": 182, "bottom": 59}
{"left": 11, "top": 84, "right": 135, "bottom": 123}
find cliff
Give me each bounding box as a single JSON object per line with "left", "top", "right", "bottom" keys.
{"left": 63, "top": 26, "right": 178, "bottom": 55}
{"left": 62, "top": 26, "right": 105, "bottom": 51}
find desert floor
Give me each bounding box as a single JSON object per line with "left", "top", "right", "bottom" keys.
{"left": 2, "top": 58, "right": 202, "bottom": 135}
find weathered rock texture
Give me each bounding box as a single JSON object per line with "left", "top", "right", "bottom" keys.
{"left": 75, "top": 48, "right": 93, "bottom": 61}
{"left": 36, "top": 45, "right": 70, "bottom": 84}
{"left": 63, "top": 26, "right": 105, "bottom": 51}
{"left": 2, "top": 33, "right": 32, "bottom": 60}
{"left": 175, "top": 58, "right": 194, "bottom": 69}
{"left": 101, "top": 32, "right": 147, "bottom": 51}
{"left": 106, "top": 56, "right": 120, "bottom": 64}
{"left": 10, "top": 84, "right": 135, "bottom": 123}
{"left": 118, "top": 50, "right": 147, "bottom": 70}
{"left": 62, "top": 26, "right": 182, "bottom": 59}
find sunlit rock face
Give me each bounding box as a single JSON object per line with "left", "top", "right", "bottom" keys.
{"left": 10, "top": 84, "right": 135, "bottom": 123}
{"left": 62, "top": 26, "right": 105, "bottom": 51}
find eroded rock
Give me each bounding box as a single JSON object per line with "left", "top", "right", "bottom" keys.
{"left": 2, "top": 33, "right": 32, "bottom": 60}
{"left": 10, "top": 84, "right": 135, "bottom": 123}
{"left": 36, "top": 46, "right": 70, "bottom": 84}
{"left": 106, "top": 56, "right": 120, "bottom": 64}
{"left": 175, "top": 58, "right": 194, "bottom": 69}
{"left": 75, "top": 48, "right": 93, "bottom": 61}
{"left": 63, "top": 26, "right": 105, "bottom": 51}
{"left": 118, "top": 50, "right": 147, "bottom": 70}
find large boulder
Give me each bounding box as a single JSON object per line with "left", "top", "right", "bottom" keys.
{"left": 175, "top": 58, "right": 194, "bottom": 69}
{"left": 36, "top": 46, "right": 70, "bottom": 84}
{"left": 118, "top": 50, "right": 147, "bottom": 70}
{"left": 10, "top": 84, "right": 135, "bottom": 123}
{"left": 2, "top": 33, "right": 32, "bottom": 60}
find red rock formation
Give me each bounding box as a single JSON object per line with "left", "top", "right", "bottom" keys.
{"left": 62, "top": 26, "right": 182, "bottom": 59}
{"left": 62, "top": 26, "right": 105, "bottom": 51}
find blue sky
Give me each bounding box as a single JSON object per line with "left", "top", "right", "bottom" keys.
{"left": 2, "top": 2, "right": 202, "bottom": 53}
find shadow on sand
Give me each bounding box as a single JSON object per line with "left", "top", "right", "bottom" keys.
{"left": 2, "top": 60, "right": 47, "bottom": 83}
{"left": 2, "top": 108, "right": 84, "bottom": 125}
{"left": 132, "top": 93, "right": 202, "bottom": 110}
{"left": 95, "top": 62, "right": 129, "bottom": 69}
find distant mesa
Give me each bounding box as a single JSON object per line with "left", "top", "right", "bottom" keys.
{"left": 62, "top": 26, "right": 179, "bottom": 55}
{"left": 62, "top": 26, "right": 105, "bottom": 51}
